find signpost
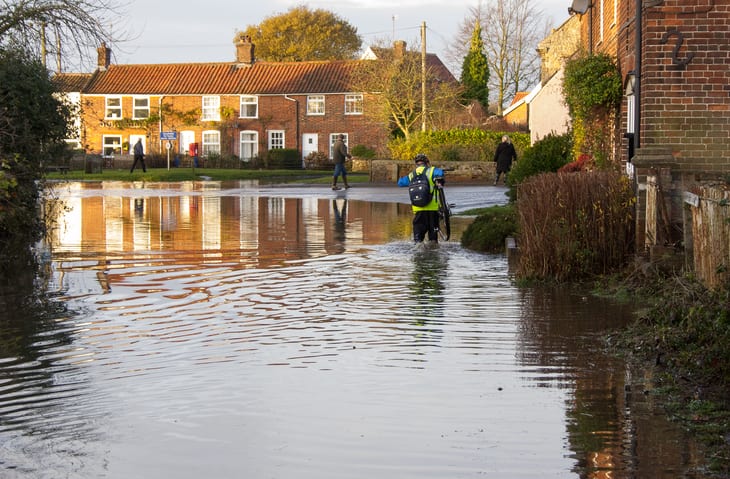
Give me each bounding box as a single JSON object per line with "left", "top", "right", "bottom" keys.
{"left": 161, "top": 131, "right": 177, "bottom": 169}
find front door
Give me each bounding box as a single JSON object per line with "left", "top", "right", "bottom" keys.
{"left": 302, "top": 134, "right": 318, "bottom": 166}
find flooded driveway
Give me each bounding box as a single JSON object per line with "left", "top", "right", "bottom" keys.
{"left": 0, "top": 181, "right": 706, "bottom": 478}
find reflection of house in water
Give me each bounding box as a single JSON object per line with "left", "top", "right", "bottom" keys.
{"left": 49, "top": 184, "right": 412, "bottom": 289}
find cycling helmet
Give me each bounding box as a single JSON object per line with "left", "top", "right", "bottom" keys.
{"left": 414, "top": 153, "right": 429, "bottom": 164}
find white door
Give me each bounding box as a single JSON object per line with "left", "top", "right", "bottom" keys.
{"left": 302, "top": 134, "right": 318, "bottom": 165}
{"left": 129, "top": 134, "right": 146, "bottom": 156}
{"left": 179, "top": 130, "right": 195, "bottom": 155}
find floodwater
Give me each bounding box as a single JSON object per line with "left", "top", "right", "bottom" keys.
{"left": 0, "top": 181, "right": 707, "bottom": 478}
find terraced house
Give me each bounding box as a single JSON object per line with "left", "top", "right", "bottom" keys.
{"left": 54, "top": 36, "right": 421, "bottom": 166}
{"left": 566, "top": 0, "right": 730, "bottom": 287}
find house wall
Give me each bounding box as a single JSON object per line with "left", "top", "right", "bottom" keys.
{"left": 81, "top": 93, "right": 386, "bottom": 160}
{"left": 574, "top": 0, "right": 730, "bottom": 287}
{"left": 529, "top": 68, "right": 571, "bottom": 144}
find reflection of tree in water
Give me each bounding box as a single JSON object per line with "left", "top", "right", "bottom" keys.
{"left": 409, "top": 246, "right": 448, "bottom": 322}
{"left": 516, "top": 286, "right": 700, "bottom": 477}
{"left": 0, "top": 241, "right": 99, "bottom": 445}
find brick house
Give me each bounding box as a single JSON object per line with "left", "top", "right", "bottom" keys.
{"left": 53, "top": 36, "right": 408, "bottom": 166}
{"left": 566, "top": 0, "right": 730, "bottom": 287}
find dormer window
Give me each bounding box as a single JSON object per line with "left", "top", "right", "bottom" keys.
{"left": 105, "top": 96, "right": 122, "bottom": 119}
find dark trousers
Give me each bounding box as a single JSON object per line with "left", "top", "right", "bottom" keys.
{"left": 131, "top": 154, "right": 146, "bottom": 172}
{"left": 413, "top": 210, "right": 440, "bottom": 242}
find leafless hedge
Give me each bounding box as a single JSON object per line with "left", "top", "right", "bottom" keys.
{"left": 515, "top": 171, "right": 635, "bottom": 281}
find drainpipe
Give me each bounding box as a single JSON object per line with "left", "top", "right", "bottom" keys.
{"left": 158, "top": 95, "right": 164, "bottom": 155}
{"left": 634, "top": 0, "right": 642, "bottom": 149}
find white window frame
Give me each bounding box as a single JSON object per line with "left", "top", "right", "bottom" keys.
{"left": 105, "top": 96, "right": 122, "bottom": 119}
{"left": 599, "top": 0, "right": 605, "bottom": 42}
{"left": 306, "top": 95, "right": 325, "bottom": 115}
{"left": 344, "top": 94, "right": 363, "bottom": 115}
{"left": 102, "top": 134, "right": 122, "bottom": 156}
{"left": 202, "top": 96, "right": 221, "bottom": 121}
{"left": 240, "top": 95, "right": 258, "bottom": 118}
{"left": 240, "top": 131, "right": 258, "bottom": 161}
{"left": 202, "top": 130, "right": 221, "bottom": 156}
{"left": 329, "top": 133, "right": 348, "bottom": 160}
{"left": 268, "top": 130, "right": 285, "bottom": 149}
{"left": 132, "top": 96, "right": 150, "bottom": 119}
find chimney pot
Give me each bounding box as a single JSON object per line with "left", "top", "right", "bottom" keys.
{"left": 235, "top": 35, "right": 255, "bottom": 65}
{"left": 97, "top": 42, "right": 111, "bottom": 70}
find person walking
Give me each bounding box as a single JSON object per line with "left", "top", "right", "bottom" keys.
{"left": 331, "top": 134, "right": 352, "bottom": 190}
{"left": 493, "top": 135, "right": 516, "bottom": 185}
{"left": 131, "top": 138, "right": 147, "bottom": 173}
{"left": 397, "top": 153, "right": 445, "bottom": 243}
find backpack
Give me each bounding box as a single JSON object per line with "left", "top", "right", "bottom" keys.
{"left": 408, "top": 167, "right": 432, "bottom": 207}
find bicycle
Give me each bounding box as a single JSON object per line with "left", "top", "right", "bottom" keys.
{"left": 435, "top": 185, "right": 451, "bottom": 241}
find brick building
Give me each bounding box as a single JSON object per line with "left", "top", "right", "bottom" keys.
{"left": 53, "top": 36, "right": 453, "bottom": 166}
{"left": 567, "top": 0, "right": 730, "bottom": 287}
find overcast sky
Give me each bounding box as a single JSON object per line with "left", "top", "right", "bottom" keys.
{"left": 108, "top": 0, "right": 571, "bottom": 77}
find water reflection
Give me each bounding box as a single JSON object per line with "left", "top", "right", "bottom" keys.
{"left": 0, "top": 182, "right": 706, "bottom": 478}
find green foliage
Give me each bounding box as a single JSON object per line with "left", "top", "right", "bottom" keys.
{"left": 515, "top": 171, "right": 635, "bottom": 281}
{"left": 563, "top": 53, "right": 622, "bottom": 119}
{"left": 388, "top": 129, "right": 530, "bottom": 163}
{"left": 350, "top": 144, "right": 376, "bottom": 159}
{"left": 460, "top": 21, "right": 490, "bottom": 110}
{"left": 460, "top": 204, "right": 517, "bottom": 253}
{"left": 508, "top": 133, "right": 573, "bottom": 188}
{"left": 1, "top": 48, "right": 71, "bottom": 251}
{"left": 240, "top": 6, "right": 361, "bottom": 61}
{"left": 266, "top": 148, "right": 301, "bottom": 169}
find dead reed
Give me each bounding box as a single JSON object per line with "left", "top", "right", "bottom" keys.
{"left": 515, "top": 171, "right": 635, "bottom": 281}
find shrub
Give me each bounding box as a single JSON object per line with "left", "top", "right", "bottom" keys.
{"left": 515, "top": 170, "right": 635, "bottom": 281}
{"left": 350, "top": 144, "right": 376, "bottom": 159}
{"left": 266, "top": 148, "right": 301, "bottom": 169}
{"left": 304, "top": 151, "right": 330, "bottom": 170}
{"left": 460, "top": 204, "right": 517, "bottom": 253}
{"left": 509, "top": 132, "right": 573, "bottom": 187}
{"left": 388, "top": 129, "right": 530, "bottom": 163}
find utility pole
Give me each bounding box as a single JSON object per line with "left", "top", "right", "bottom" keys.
{"left": 421, "top": 21, "right": 427, "bottom": 132}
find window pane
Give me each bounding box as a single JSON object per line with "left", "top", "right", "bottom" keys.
{"left": 307, "top": 95, "right": 325, "bottom": 115}
{"left": 202, "top": 96, "right": 220, "bottom": 121}
{"left": 240, "top": 131, "right": 258, "bottom": 161}
{"left": 345, "top": 94, "right": 363, "bottom": 114}
{"left": 133, "top": 97, "right": 149, "bottom": 119}
{"left": 240, "top": 95, "right": 258, "bottom": 118}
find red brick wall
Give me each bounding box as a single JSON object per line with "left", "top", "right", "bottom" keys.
{"left": 81, "top": 93, "right": 386, "bottom": 159}
{"left": 640, "top": 0, "right": 730, "bottom": 172}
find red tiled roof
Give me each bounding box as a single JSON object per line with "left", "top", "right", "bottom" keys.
{"left": 51, "top": 73, "right": 93, "bottom": 92}
{"left": 81, "top": 60, "right": 365, "bottom": 95}
{"left": 509, "top": 91, "right": 530, "bottom": 106}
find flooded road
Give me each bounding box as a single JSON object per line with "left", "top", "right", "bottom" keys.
{"left": 0, "top": 181, "right": 706, "bottom": 478}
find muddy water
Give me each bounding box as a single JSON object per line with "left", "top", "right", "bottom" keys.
{"left": 0, "top": 181, "right": 705, "bottom": 478}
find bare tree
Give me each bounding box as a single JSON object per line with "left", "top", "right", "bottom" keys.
{"left": 353, "top": 41, "right": 462, "bottom": 140}
{"left": 0, "top": 0, "right": 128, "bottom": 71}
{"left": 446, "top": 0, "right": 550, "bottom": 115}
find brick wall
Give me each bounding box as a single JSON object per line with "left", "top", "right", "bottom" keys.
{"left": 639, "top": 0, "right": 730, "bottom": 172}
{"left": 81, "top": 93, "right": 387, "bottom": 160}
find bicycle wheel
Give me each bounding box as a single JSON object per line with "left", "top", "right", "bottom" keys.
{"left": 436, "top": 187, "right": 451, "bottom": 241}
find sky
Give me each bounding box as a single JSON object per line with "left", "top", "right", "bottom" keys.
{"left": 105, "top": 0, "right": 571, "bottom": 77}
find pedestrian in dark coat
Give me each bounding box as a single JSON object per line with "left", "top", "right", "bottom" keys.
{"left": 131, "top": 139, "right": 147, "bottom": 173}
{"left": 493, "top": 135, "right": 516, "bottom": 185}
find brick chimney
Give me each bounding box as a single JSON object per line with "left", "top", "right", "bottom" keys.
{"left": 394, "top": 40, "right": 407, "bottom": 59}
{"left": 97, "top": 42, "right": 111, "bottom": 70}
{"left": 235, "top": 35, "right": 255, "bottom": 65}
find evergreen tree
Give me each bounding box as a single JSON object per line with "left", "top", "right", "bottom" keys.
{"left": 460, "top": 21, "right": 490, "bottom": 111}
